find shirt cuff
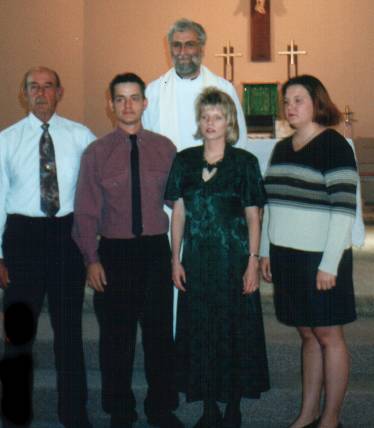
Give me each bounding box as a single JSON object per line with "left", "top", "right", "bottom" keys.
{"left": 84, "top": 252, "right": 100, "bottom": 266}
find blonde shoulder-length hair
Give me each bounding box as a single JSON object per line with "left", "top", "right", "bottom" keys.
{"left": 194, "top": 87, "right": 239, "bottom": 145}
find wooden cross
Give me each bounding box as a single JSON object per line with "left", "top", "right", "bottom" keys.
{"left": 215, "top": 41, "right": 243, "bottom": 83}
{"left": 344, "top": 105, "right": 354, "bottom": 124}
{"left": 278, "top": 39, "right": 307, "bottom": 78}
{"left": 343, "top": 104, "right": 354, "bottom": 139}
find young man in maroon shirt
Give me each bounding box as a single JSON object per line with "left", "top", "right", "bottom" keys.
{"left": 73, "top": 73, "right": 182, "bottom": 428}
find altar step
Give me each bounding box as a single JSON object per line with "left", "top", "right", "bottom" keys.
{"left": 15, "top": 367, "right": 374, "bottom": 428}
{"left": 1, "top": 313, "right": 373, "bottom": 428}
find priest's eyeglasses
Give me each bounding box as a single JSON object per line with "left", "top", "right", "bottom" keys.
{"left": 171, "top": 41, "right": 200, "bottom": 51}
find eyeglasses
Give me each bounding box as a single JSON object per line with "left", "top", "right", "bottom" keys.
{"left": 171, "top": 41, "right": 200, "bottom": 51}
{"left": 27, "top": 83, "right": 57, "bottom": 94}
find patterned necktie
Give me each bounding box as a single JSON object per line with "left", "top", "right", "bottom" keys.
{"left": 40, "top": 123, "right": 60, "bottom": 217}
{"left": 129, "top": 134, "right": 143, "bottom": 237}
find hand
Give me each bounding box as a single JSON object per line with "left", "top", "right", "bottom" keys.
{"left": 0, "top": 259, "right": 10, "bottom": 289}
{"left": 243, "top": 257, "right": 259, "bottom": 295}
{"left": 260, "top": 257, "right": 272, "bottom": 283}
{"left": 172, "top": 259, "right": 186, "bottom": 292}
{"left": 316, "top": 270, "right": 336, "bottom": 291}
{"left": 86, "top": 262, "right": 107, "bottom": 293}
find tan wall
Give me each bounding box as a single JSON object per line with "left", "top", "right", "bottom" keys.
{"left": 0, "top": 0, "right": 85, "bottom": 128}
{"left": 1, "top": 0, "right": 373, "bottom": 139}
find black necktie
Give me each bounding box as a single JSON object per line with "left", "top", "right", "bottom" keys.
{"left": 129, "top": 134, "right": 143, "bottom": 237}
{"left": 39, "top": 123, "right": 60, "bottom": 217}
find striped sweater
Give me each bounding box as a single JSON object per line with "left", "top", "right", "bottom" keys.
{"left": 260, "top": 128, "right": 358, "bottom": 275}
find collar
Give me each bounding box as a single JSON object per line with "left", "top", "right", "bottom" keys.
{"left": 114, "top": 126, "right": 147, "bottom": 142}
{"left": 173, "top": 67, "right": 202, "bottom": 81}
{"left": 28, "top": 112, "right": 58, "bottom": 130}
{"left": 199, "top": 143, "right": 233, "bottom": 167}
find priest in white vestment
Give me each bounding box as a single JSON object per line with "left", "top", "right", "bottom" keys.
{"left": 142, "top": 18, "right": 248, "bottom": 151}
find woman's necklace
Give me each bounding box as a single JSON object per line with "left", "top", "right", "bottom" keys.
{"left": 203, "top": 156, "right": 224, "bottom": 172}
{"left": 202, "top": 151, "right": 224, "bottom": 182}
{"left": 203, "top": 151, "right": 225, "bottom": 172}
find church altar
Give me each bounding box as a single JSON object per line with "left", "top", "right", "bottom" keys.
{"left": 242, "top": 138, "right": 277, "bottom": 175}
{"left": 242, "top": 137, "right": 366, "bottom": 247}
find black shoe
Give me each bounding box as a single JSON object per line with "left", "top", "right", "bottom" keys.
{"left": 65, "top": 423, "right": 92, "bottom": 428}
{"left": 110, "top": 412, "right": 137, "bottom": 428}
{"left": 110, "top": 420, "right": 132, "bottom": 428}
{"left": 194, "top": 408, "right": 223, "bottom": 428}
{"left": 222, "top": 408, "right": 241, "bottom": 428}
{"left": 193, "top": 416, "right": 222, "bottom": 428}
{"left": 147, "top": 411, "right": 184, "bottom": 428}
{"left": 2, "top": 420, "right": 31, "bottom": 428}
{"left": 300, "top": 417, "right": 320, "bottom": 428}
{"left": 64, "top": 417, "right": 93, "bottom": 428}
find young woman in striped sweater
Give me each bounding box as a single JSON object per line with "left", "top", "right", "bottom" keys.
{"left": 260, "top": 75, "right": 358, "bottom": 428}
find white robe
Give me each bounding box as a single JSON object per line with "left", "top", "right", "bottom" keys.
{"left": 142, "top": 66, "right": 248, "bottom": 152}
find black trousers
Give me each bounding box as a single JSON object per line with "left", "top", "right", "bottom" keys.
{"left": 94, "top": 234, "right": 177, "bottom": 419}
{"left": 2, "top": 214, "right": 88, "bottom": 427}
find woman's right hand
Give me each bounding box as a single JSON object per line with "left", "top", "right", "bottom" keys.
{"left": 172, "top": 259, "right": 187, "bottom": 292}
{"left": 260, "top": 257, "right": 272, "bottom": 283}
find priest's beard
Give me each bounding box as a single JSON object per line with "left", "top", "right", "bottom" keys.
{"left": 173, "top": 55, "right": 201, "bottom": 78}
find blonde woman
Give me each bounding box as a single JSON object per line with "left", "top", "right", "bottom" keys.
{"left": 166, "top": 87, "right": 269, "bottom": 428}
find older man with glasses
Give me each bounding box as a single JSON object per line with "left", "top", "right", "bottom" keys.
{"left": 0, "top": 66, "right": 95, "bottom": 428}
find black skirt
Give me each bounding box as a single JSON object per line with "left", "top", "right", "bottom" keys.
{"left": 270, "top": 244, "right": 356, "bottom": 327}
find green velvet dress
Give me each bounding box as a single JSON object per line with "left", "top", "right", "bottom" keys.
{"left": 165, "top": 145, "right": 270, "bottom": 403}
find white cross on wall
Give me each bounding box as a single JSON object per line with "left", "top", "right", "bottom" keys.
{"left": 215, "top": 41, "right": 243, "bottom": 82}
{"left": 278, "top": 39, "right": 307, "bottom": 65}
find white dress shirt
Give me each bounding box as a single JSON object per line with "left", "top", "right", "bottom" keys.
{"left": 0, "top": 112, "right": 96, "bottom": 257}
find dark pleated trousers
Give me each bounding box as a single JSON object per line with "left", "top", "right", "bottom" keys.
{"left": 94, "top": 234, "right": 178, "bottom": 419}
{"left": 2, "top": 214, "right": 88, "bottom": 427}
